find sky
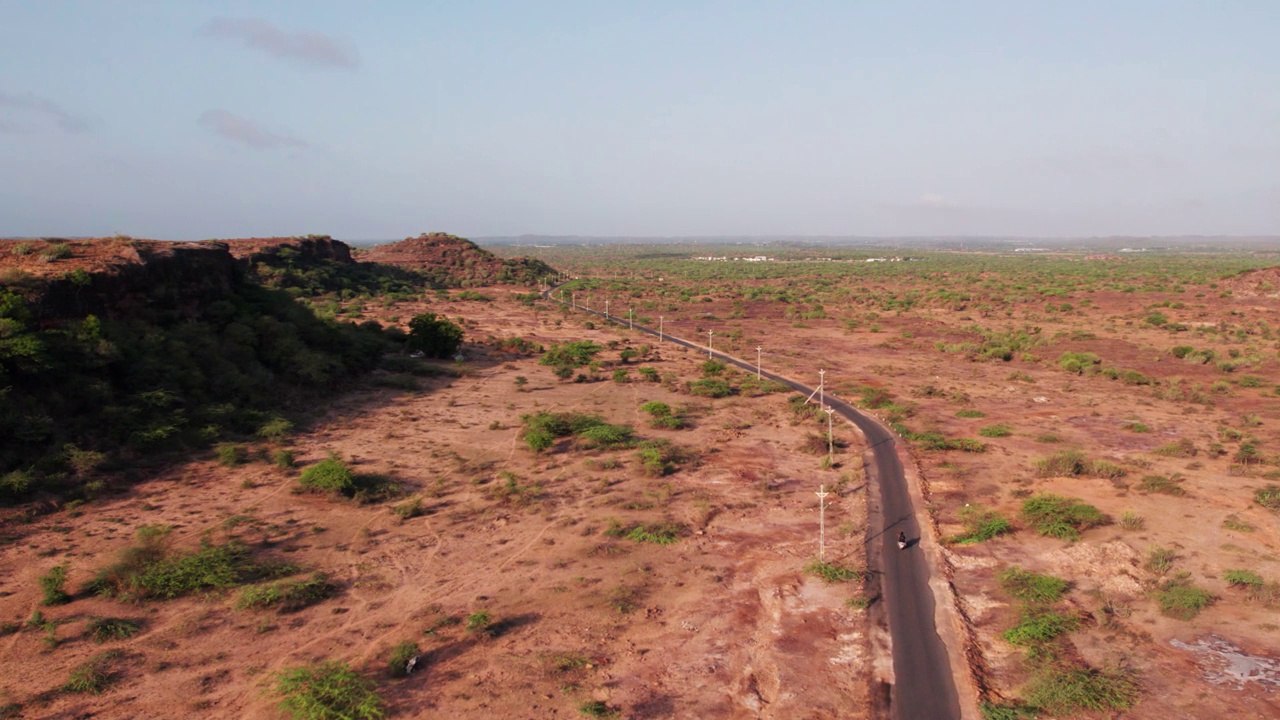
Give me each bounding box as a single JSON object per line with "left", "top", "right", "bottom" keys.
{"left": 1, "top": 1, "right": 1278, "bottom": 240}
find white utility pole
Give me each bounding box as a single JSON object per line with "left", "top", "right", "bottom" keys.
{"left": 629, "top": 308, "right": 633, "bottom": 330}
{"left": 824, "top": 406, "right": 835, "bottom": 463}
{"left": 819, "top": 369, "right": 825, "bottom": 408}
{"left": 756, "top": 346, "right": 762, "bottom": 379}
{"left": 605, "top": 298, "right": 610, "bottom": 318}
{"left": 707, "top": 330, "right": 714, "bottom": 359}
{"left": 659, "top": 316, "right": 664, "bottom": 342}
{"left": 816, "top": 485, "right": 830, "bottom": 561}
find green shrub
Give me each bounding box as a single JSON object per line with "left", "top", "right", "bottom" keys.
{"left": 638, "top": 366, "right": 660, "bottom": 382}
{"left": 701, "top": 359, "right": 726, "bottom": 376}
{"left": 39, "top": 565, "right": 71, "bottom": 606}
{"left": 1119, "top": 511, "right": 1144, "bottom": 530}
{"left": 578, "top": 700, "right": 621, "bottom": 718}
{"left": 40, "top": 243, "right": 73, "bottom": 262}
{"left": 688, "top": 378, "right": 732, "bottom": 398}
{"left": 1002, "top": 610, "right": 1078, "bottom": 645}
{"left": 65, "top": 651, "right": 121, "bottom": 694}
{"left": 577, "top": 424, "right": 634, "bottom": 448}
{"left": 979, "top": 700, "right": 1038, "bottom": 720}
{"left": 626, "top": 522, "right": 685, "bottom": 545}
{"left": 523, "top": 429, "right": 555, "bottom": 452}
{"left": 1024, "top": 665, "right": 1138, "bottom": 715}
{"left": 978, "top": 424, "right": 1012, "bottom": 438}
{"left": 805, "top": 559, "right": 862, "bottom": 583}
{"left": 1224, "top": 569, "right": 1264, "bottom": 589}
{"left": 406, "top": 312, "right": 464, "bottom": 359}
{"left": 299, "top": 456, "right": 356, "bottom": 494}
{"left": 1234, "top": 442, "right": 1264, "bottom": 465}
{"left": 274, "top": 661, "right": 385, "bottom": 720}
{"left": 236, "top": 573, "right": 335, "bottom": 612}
{"left": 632, "top": 438, "right": 686, "bottom": 476}
{"left": 1021, "top": 494, "right": 1105, "bottom": 541}
{"left": 1153, "top": 438, "right": 1196, "bottom": 457}
{"left": 89, "top": 532, "right": 283, "bottom": 601}
{"left": 392, "top": 496, "right": 423, "bottom": 521}
{"left": 1157, "top": 579, "right": 1213, "bottom": 620}
{"left": 387, "top": 641, "right": 420, "bottom": 678}
{"left": 1137, "top": 474, "right": 1185, "bottom": 496}
{"left": 465, "top": 610, "right": 491, "bottom": 633}
{"left": 1255, "top": 485, "right": 1280, "bottom": 510}
{"left": 1034, "top": 450, "right": 1086, "bottom": 477}
{"left": 1058, "top": 351, "right": 1101, "bottom": 374}
{"left": 611, "top": 369, "right": 629, "bottom": 383}
{"left": 216, "top": 443, "right": 248, "bottom": 467}
{"left": 539, "top": 340, "right": 602, "bottom": 368}
{"left": 640, "top": 401, "right": 672, "bottom": 417}
{"left": 257, "top": 416, "right": 294, "bottom": 440}
{"left": 955, "top": 409, "right": 986, "bottom": 419}
{"left": 1146, "top": 546, "right": 1175, "bottom": 575}
{"left": 274, "top": 449, "right": 296, "bottom": 469}
{"left": 1238, "top": 375, "right": 1265, "bottom": 388}
{"left": 998, "top": 567, "right": 1068, "bottom": 604}
{"left": 87, "top": 617, "right": 142, "bottom": 643}
{"left": 949, "top": 505, "right": 1013, "bottom": 545}
{"left": 1170, "top": 345, "right": 1194, "bottom": 358}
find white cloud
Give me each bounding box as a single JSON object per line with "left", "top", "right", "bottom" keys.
{"left": 0, "top": 90, "right": 90, "bottom": 133}
{"left": 198, "top": 110, "right": 308, "bottom": 150}
{"left": 200, "top": 17, "right": 360, "bottom": 70}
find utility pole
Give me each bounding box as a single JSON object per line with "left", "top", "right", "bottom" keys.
{"left": 816, "top": 485, "right": 830, "bottom": 561}
{"left": 605, "top": 298, "right": 610, "bottom": 319}
{"left": 819, "top": 369, "right": 825, "bottom": 408}
{"left": 824, "top": 406, "right": 835, "bottom": 464}
{"left": 756, "top": 346, "right": 762, "bottom": 379}
{"left": 629, "top": 308, "right": 633, "bottom": 330}
{"left": 707, "top": 330, "right": 714, "bottom": 359}
{"left": 659, "top": 316, "right": 664, "bottom": 342}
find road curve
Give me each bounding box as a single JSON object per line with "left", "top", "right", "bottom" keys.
{"left": 541, "top": 287, "right": 961, "bottom": 720}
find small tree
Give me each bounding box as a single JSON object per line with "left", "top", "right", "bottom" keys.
{"left": 406, "top": 313, "right": 463, "bottom": 358}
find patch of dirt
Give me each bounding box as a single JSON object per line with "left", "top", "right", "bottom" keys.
{"left": 0, "top": 288, "right": 872, "bottom": 718}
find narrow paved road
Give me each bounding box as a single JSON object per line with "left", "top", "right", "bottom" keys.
{"left": 542, "top": 287, "right": 961, "bottom": 719}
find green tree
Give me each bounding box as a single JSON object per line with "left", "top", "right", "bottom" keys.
{"left": 406, "top": 313, "right": 463, "bottom": 358}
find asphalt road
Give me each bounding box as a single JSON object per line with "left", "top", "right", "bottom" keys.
{"left": 543, "top": 288, "right": 961, "bottom": 719}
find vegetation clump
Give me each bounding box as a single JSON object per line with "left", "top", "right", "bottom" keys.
{"left": 87, "top": 526, "right": 288, "bottom": 600}
{"left": 1255, "top": 484, "right": 1280, "bottom": 511}
{"left": 519, "top": 411, "right": 638, "bottom": 452}
{"left": 805, "top": 559, "right": 863, "bottom": 583}
{"left": 0, "top": 280, "right": 392, "bottom": 503}
{"left": 539, "top": 340, "right": 602, "bottom": 368}
{"left": 273, "top": 661, "right": 385, "bottom": 720}
{"left": 39, "top": 565, "right": 71, "bottom": 606}
{"left": 65, "top": 651, "right": 123, "bottom": 695}
{"left": 87, "top": 617, "right": 142, "bottom": 643}
{"left": 948, "top": 505, "right": 1013, "bottom": 545}
{"left": 236, "top": 573, "right": 336, "bottom": 612}
{"left": 1157, "top": 579, "right": 1213, "bottom": 620}
{"left": 1033, "top": 449, "right": 1125, "bottom": 480}
{"left": 1023, "top": 665, "right": 1138, "bottom": 716}
{"left": 1021, "top": 493, "right": 1105, "bottom": 541}
{"left": 386, "top": 641, "right": 420, "bottom": 678}
{"left": 406, "top": 312, "right": 464, "bottom": 358}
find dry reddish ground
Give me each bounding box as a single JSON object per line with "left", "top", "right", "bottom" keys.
{"left": 576, "top": 269, "right": 1280, "bottom": 717}
{"left": 0, "top": 289, "right": 873, "bottom": 719}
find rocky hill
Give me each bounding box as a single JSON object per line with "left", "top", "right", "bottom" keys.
{"left": 0, "top": 236, "right": 395, "bottom": 502}
{"left": 360, "top": 232, "right": 555, "bottom": 287}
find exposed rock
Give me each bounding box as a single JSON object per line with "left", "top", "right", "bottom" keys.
{"left": 361, "top": 233, "right": 554, "bottom": 287}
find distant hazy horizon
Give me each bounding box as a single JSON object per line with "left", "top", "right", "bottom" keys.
{"left": 3, "top": 2, "right": 1278, "bottom": 239}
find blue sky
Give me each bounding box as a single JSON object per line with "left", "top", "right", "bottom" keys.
{"left": 2, "top": 1, "right": 1277, "bottom": 239}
